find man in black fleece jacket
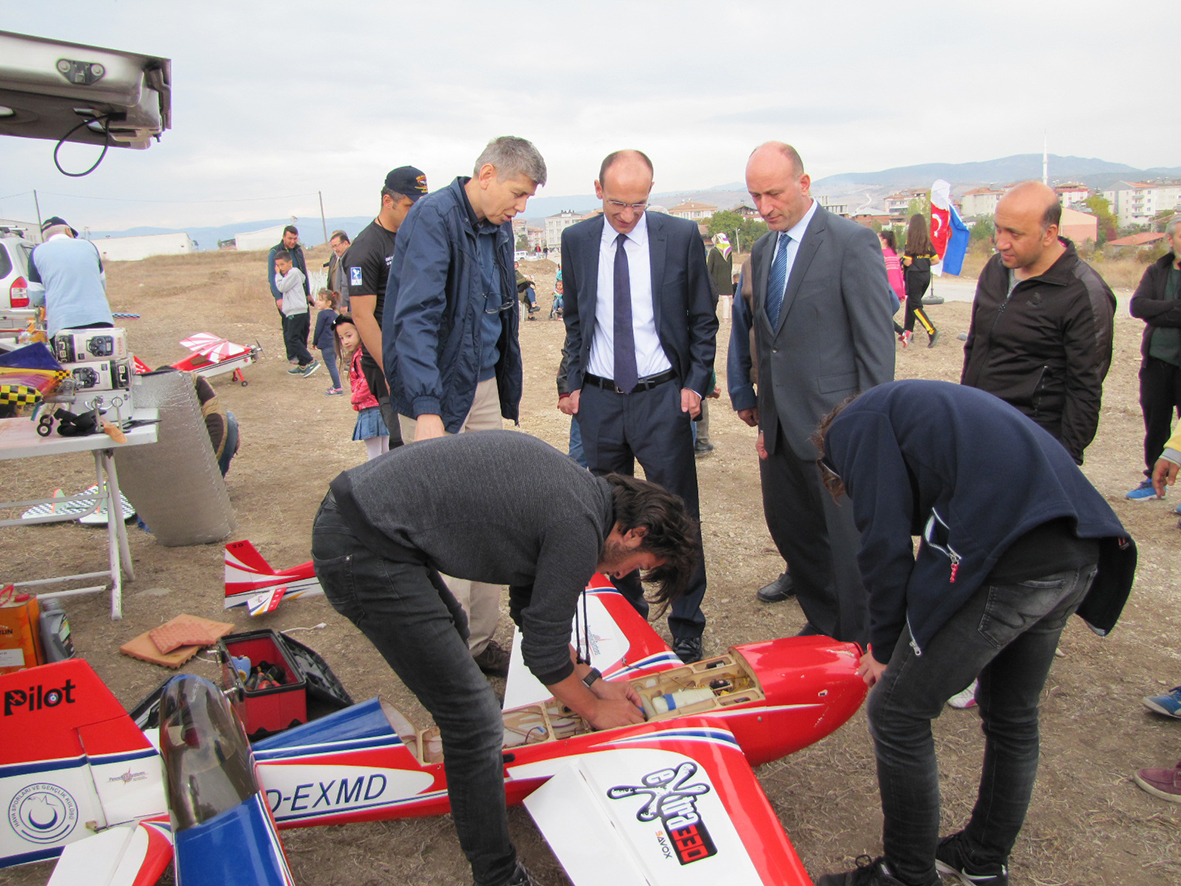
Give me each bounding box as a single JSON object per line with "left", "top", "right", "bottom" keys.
{"left": 312, "top": 430, "right": 697, "bottom": 886}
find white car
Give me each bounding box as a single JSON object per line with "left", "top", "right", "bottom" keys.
{"left": 0, "top": 231, "right": 38, "bottom": 337}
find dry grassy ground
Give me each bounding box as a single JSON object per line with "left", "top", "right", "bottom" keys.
{"left": 4, "top": 245, "right": 1179, "bottom": 885}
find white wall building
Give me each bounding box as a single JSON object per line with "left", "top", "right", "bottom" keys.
{"left": 235, "top": 223, "right": 294, "bottom": 252}
{"left": 668, "top": 200, "right": 716, "bottom": 220}
{"left": 960, "top": 187, "right": 1006, "bottom": 219}
{"left": 1054, "top": 184, "right": 1091, "bottom": 210}
{"left": 95, "top": 232, "right": 194, "bottom": 261}
{"left": 545, "top": 211, "right": 582, "bottom": 250}
{"left": 1106, "top": 181, "right": 1181, "bottom": 227}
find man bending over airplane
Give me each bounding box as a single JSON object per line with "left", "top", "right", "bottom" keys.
{"left": 311, "top": 430, "right": 698, "bottom": 886}
{"left": 812, "top": 380, "right": 1135, "bottom": 886}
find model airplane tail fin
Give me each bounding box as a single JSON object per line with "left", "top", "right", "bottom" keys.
{"left": 224, "top": 540, "right": 323, "bottom": 612}
{"left": 1, "top": 660, "right": 167, "bottom": 870}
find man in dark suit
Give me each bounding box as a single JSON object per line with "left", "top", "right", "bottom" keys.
{"left": 731, "top": 141, "right": 894, "bottom": 644}
{"left": 559, "top": 149, "right": 718, "bottom": 662}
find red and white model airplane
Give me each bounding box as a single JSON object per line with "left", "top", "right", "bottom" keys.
{"left": 2, "top": 567, "right": 867, "bottom": 885}
{"left": 132, "top": 334, "right": 262, "bottom": 386}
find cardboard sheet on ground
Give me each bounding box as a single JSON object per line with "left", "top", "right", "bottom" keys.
{"left": 120, "top": 614, "right": 233, "bottom": 667}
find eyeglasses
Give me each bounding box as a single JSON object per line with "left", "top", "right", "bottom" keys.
{"left": 606, "top": 199, "right": 648, "bottom": 212}
{"left": 484, "top": 291, "right": 515, "bottom": 314}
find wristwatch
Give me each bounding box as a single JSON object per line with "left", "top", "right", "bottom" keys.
{"left": 582, "top": 667, "right": 601, "bottom": 688}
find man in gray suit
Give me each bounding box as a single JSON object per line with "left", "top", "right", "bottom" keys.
{"left": 731, "top": 141, "right": 894, "bottom": 643}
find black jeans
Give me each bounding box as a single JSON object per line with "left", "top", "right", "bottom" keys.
{"left": 1138, "top": 357, "right": 1181, "bottom": 475}
{"left": 283, "top": 312, "right": 313, "bottom": 367}
{"left": 868, "top": 564, "right": 1096, "bottom": 885}
{"left": 311, "top": 495, "right": 518, "bottom": 886}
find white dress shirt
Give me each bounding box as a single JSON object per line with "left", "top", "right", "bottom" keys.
{"left": 587, "top": 212, "right": 672, "bottom": 381}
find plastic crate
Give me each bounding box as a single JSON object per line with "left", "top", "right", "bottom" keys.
{"left": 218, "top": 629, "right": 306, "bottom": 740}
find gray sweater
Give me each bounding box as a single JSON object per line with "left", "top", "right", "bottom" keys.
{"left": 329, "top": 430, "right": 614, "bottom": 684}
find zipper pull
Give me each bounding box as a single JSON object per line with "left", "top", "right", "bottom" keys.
{"left": 949, "top": 553, "right": 961, "bottom": 583}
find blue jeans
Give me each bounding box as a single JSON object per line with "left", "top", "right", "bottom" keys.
{"left": 217, "top": 411, "right": 239, "bottom": 476}
{"left": 568, "top": 415, "right": 586, "bottom": 468}
{"left": 321, "top": 341, "right": 342, "bottom": 389}
{"left": 310, "top": 494, "right": 517, "bottom": 886}
{"left": 868, "top": 564, "right": 1096, "bottom": 886}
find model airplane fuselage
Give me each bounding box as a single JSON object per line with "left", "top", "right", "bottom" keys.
{"left": 3, "top": 558, "right": 868, "bottom": 885}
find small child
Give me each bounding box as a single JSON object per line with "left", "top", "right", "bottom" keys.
{"left": 549, "top": 279, "right": 564, "bottom": 319}
{"left": 274, "top": 250, "right": 319, "bottom": 377}
{"left": 334, "top": 314, "right": 389, "bottom": 460}
{"left": 312, "top": 289, "right": 343, "bottom": 394}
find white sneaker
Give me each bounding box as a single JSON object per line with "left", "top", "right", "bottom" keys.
{"left": 948, "top": 681, "right": 978, "bottom": 709}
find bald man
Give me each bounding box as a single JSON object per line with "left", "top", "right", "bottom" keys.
{"left": 733, "top": 141, "right": 894, "bottom": 645}
{"left": 961, "top": 181, "right": 1116, "bottom": 464}
{"left": 559, "top": 149, "right": 717, "bottom": 663}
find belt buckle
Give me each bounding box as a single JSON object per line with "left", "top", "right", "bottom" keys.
{"left": 614, "top": 380, "right": 626, "bottom": 394}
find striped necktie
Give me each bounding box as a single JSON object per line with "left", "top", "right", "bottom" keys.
{"left": 766, "top": 232, "right": 791, "bottom": 328}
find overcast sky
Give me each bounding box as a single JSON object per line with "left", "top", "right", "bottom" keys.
{"left": 0, "top": 1, "right": 1174, "bottom": 233}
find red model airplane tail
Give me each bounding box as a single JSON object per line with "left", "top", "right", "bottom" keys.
{"left": 224, "top": 540, "right": 323, "bottom": 614}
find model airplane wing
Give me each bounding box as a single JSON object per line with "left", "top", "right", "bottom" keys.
{"left": 503, "top": 578, "right": 684, "bottom": 709}
{"left": 179, "top": 333, "right": 233, "bottom": 360}
{"left": 47, "top": 818, "right": 172, "bottom": 886}
{"left": 519, "top": 717, "right": 811, "bottom": 886}
{"left": 0, "top": 661, "right": 168, "bottom": 872}
{"left": 224, "top": 540, "right": 323, "bottom": 612}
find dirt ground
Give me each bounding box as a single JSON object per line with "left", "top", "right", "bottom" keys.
{"left": 5, "top": 246, "right": 1179, "bottom": 885}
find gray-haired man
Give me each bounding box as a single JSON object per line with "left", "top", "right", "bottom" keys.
{"left": 384, "top": 136, "right": 547, "bottom": 676}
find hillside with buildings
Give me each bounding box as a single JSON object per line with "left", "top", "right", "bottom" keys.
{"left": 11, "top": 154, "right": 1174, "bottom": 258}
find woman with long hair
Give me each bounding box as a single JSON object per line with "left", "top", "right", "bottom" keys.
{"left": 901, "top": 214, "right": 940, "bottom": 347}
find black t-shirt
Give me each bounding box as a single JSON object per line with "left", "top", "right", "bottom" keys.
{"left": 342, "top": 219, "right": 398, "bottom": 325}
{"left": 341, "top": 219, "right": 398, "bottom": 396}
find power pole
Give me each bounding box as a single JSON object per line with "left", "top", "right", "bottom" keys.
{"left": 318, "top": 191, "right": 328, "bottom": 244}
{"left": 33, "top": 189, "right": 43, "bottom": 235}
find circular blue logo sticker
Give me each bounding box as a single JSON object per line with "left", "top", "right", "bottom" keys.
{"left": 8, "top": 783, "right": 79, "bottom": 844}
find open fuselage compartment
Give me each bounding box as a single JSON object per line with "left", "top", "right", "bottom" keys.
{"left": 633, "top": 651, "right": 764, "bottom": 718}
{"left": 414, "top": 650, "right": 764, "bottom": 763}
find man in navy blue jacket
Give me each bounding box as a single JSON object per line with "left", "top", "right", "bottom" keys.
{"left": 814, "top": 380, "right": 1135, "bottom": 886}
{"left": 383, "top": 136, "right": 546, "bottom": 677}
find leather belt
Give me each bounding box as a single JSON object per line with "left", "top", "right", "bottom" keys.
{"left": 583, "top": 369, "right": 677, "bottom": 393}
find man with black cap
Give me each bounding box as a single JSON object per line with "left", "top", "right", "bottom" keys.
{"left": 341, "top": 166, "right": 428, "bottom": 442}
{"left": 27, "top": 217, "right": 113, "bottom": 338}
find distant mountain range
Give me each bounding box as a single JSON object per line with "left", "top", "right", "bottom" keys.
{"left": 810, "top": 154, "right": 1181, "bottom": 201}
{"left": 85, "top": 154, "right": 1181, "bottom": 249}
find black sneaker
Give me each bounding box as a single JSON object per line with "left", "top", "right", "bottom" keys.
{"left": 473, "top": 639, "right": 511, "bottom": 677}
{"left": 503, "top": 861, "right": 543, "bottom": 886}
{"left": 935, "top": 834, "right": 1009, "bottom": 886}
{"left": 817, "top": 855, "right": 932, "bottom": 886}
{"left": 672, "top": 636, "right": 704, "bottom": 664}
